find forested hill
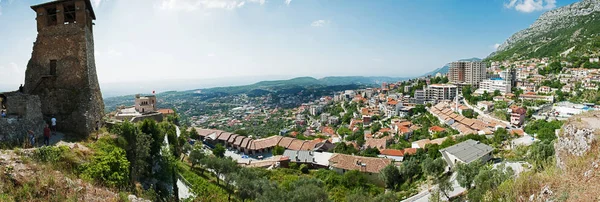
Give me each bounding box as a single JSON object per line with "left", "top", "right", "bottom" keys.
{"left": 488, "top": 0, "right": 600, "bottom": 61}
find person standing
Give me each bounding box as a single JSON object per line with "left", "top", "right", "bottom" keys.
{"left": 28, "top": 130, "right": 35, "bottom": 148}
{"left": 43, "top": 124, "right": 51, "bottom": 146}
{"left": 51, "top": 116, "right": 57, "bottom": 134}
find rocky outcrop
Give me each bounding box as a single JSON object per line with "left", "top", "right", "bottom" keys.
{"left": 555, "top": 111, "right": 600, "bottom": 169}
{"left": 489, "top": 0, "right": 600, "bottom": 60}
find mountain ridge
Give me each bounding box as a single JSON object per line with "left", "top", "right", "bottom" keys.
{"left": 489, "top": 0, "right": 600, "bottom": 60}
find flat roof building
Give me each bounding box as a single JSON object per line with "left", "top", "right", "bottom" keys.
{"left": 440, "top": 139, "right": 493, "bottom": 169}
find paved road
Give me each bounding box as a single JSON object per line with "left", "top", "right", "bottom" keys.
{"left": 402, "top": 173, "right": 466, "bottom": 202}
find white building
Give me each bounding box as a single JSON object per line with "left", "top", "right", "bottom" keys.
{"left": 440, "top": 140, "right": 493, "bottom": 170}
{"left": 476, "top": 78, "right": 511, "bottom": 95}
{"left": 415, "top": 84, "right": 458, "bottom": 104}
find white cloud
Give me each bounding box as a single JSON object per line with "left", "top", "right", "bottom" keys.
{"left": 207, "top": 53, "right": 216, "bottom": 57}
{"left": 157, "top": 0, "right": 265, "bottom": 11}
{"left": 285, "top": 0, "right": 291, "bottom": 6}
{"left": 91, "top": 0, "right": 102, "bottom": 8}
{"left": 504, "top": 0, "right": 556, "bottom": 13}
{"left": 493, "top": 43, "right": 501, "bottom": 50}
{"left": 0, "top": 62, "right": 24, "bottom": 85}
{"left": 311, "top": 20, "right": 330, "bottom": 27}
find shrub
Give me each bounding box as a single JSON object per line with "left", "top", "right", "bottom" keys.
{"left": 299, "top": 164, "right": 309, "bottom": 174}
{"left": 81, "top": 142, "right": 130, "bottom": 188}
{"left": 33, "top": 146, "right": 69, "bottom": 163}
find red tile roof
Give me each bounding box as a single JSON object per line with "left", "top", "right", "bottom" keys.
{"left": 379, "top": 149, "right": 404, "bottom": 157}
{"left": 288, "top": 139, "right": 306, "bottom": 150}
{"left": 299, "top": 141, "right": 317, "bottom": 151}
{"left": 403, "top": 148, "right": 417, "bottom": 155}
{"left": 364, "top": 138, "right": 387, "bottom": 150}
{"left": 157, "top": 109, "right": 175, "bottom": 114}
{"left": 429, "top": 126, "right": 446, "bottom": 132}
{"left": 278, "top": 137, "right": 295, "bottom": 148}
{"left": 217, "top": 132, "right": 233, "bottom": 141}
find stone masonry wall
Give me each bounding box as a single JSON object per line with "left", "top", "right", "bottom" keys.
{"left": 24, "top": 21, "right": 104, "bottom": 137}
{"left": 0, "top": 92, "right": 45, "bottom": 145}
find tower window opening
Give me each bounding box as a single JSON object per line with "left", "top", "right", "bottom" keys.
{"left": 50, "top": 60, "right": 57, "bottom": 76}
{"left": 47, "top": 7, "right": 58, "bottom": 26}
{"left": 64, "top": 4, "right": 76, "bottom": 24}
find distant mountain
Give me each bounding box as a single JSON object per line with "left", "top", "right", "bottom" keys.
{"left": 420, "top": 58, "right": 482, "bottom": 77}
{"left": 103, "top": 76, "right": 408, "bottom": 112}
{"left": 199, "top": 76, "right": 408, "bottom": 95}
{"left": 488, "top": 0, "right": 600, "bottom": 61}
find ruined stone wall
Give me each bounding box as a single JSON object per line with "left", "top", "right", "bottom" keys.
{"left": 24, "top": 22, "right": 103, "bottom": 137}
{"left": 0, "top": 92, "right": 44, "bottom": 145}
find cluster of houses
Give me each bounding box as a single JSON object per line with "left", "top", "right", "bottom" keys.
{"left": 194, "top": 128, "right": 496, "bottom": 179}
{"left": 429, "top": 101, "right": 509, "bottom": 135}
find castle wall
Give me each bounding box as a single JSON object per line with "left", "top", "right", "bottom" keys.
{"left": 0, "top": 92, "right": 45, "bottom": 145}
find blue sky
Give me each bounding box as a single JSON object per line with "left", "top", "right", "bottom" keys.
{"left": 0, "top": 0, "right": 579, "bottom": 92}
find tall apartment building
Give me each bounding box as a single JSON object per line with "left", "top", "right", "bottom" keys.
{"left": 449, "top": 61, "right": 487, "bottom": 87}
{"left": 414, "top": 84, "right": 458, "bottom": 104}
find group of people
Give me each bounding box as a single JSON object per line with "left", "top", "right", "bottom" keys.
{"left": 27, "top": 117, "right": 56, "bottom": 147}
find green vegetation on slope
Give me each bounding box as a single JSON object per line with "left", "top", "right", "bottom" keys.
{"left": 489, "top": 12, "right": 600, "bottom": 61}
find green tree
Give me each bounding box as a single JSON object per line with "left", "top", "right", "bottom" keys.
{"left": 299, "top": 164, "right": 309, "bottom": 174}
{"left": 189, "top": 145, "right": 206, "bottom": 169}
{"left": 528, "top": 141, "right": 555, "bottom": 171}
{"left": 436, "top": 174, "right": 454, "bottom": 200}
{"left": 399, "top": 159, "right": 421, "bottom": 183}
{"left": 189, "top": 128, "right": 200, "bottom": 140}
{"left": 213, "top": 143, "right": 226, "bottom": 158}
{"left": 456, "top": 161, "right": 482, "bottom": 189}
{"left": 440, "top": 138, "right": 457, "bottom": 148}
{"left": 360, "top": 147, "right": 380, "bottom": 157}
{"left": 379, "top": 164, "right": 401, "bottom": 190}
{"left": 140, "top": 119, "right": 164, "bottom": 159}
{"left": 370, "top": 122, "right": 382, "bottom": 134}
{"left": 493, "top": 90, "right": 501, "bottom": 97}
{"left": 422, "top": 158, "right": 447, "bottom": 178}
{"left": 337, "top": 126, "right": 352, "bottom": 139}
{"left": 234, "top": 168, "right": 274, "bottom": 202}
{"left": 342, "top": 170, "right": 367, "bottom": 188}
{"left": 273, "top": 145, "right": 286, "bottom": 155}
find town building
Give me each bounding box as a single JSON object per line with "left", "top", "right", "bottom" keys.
{"left": 448, "top": 61, "right": 487, "bottom": 87}
{"left": 377, "top": 149, "right": 405, "bottom": 162}
{"left": 415, "top": 84, "right": 458, "bottom": 104}
{"left": 477, "top": 101, "right": 494, "bottom": 112}
{"left": 476, "top": 78, "right": 511, "bottom": 95}
{"left": 510, "top": 107, "right": 526, "bottom": 126}
{"left": 113, "top": 94, "right": 171, "bottom": 123}
{"left": 440, "top": 139, "right": 493, "bottom": 169}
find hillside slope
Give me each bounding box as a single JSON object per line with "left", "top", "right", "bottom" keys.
{"left": 489, "top": 0, "right": 600, "bottom": 61}
{"left": 506, "top": 111, "right": 600, "bottom": 201}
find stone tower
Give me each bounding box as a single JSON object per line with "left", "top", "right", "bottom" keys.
{"left": 24, "top": 0, "right": 104, "bottom": 136}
